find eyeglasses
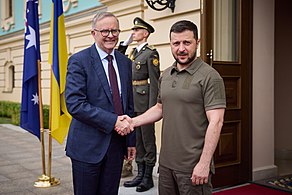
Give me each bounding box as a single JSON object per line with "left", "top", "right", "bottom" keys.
{"left": 93, "top": 29, "right": 121, "bottom": 37}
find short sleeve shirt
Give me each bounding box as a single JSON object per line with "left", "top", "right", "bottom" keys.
{"left": 157, "top": 57, "right": 226, "bottom": 173}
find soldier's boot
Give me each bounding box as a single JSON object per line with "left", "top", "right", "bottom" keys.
{"left": 121, "top": 160, "right": 133, "bottom": 178}
{"left": 124, "top": 163, "right": 145, "bottom": 187}
{"left": 136, "top": 165, "right": 154, "bottom": 192}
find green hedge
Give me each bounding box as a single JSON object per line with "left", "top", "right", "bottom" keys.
{"left": 0, "top": 101, "right": 49, "bottom": 129}
{"left": 43, "top": 105, "right": 49, "bottom": 129}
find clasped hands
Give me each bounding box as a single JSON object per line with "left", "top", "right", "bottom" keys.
{"left": 114, "top": 115, "right": 134, "bottom": 136}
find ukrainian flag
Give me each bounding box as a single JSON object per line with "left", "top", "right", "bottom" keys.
{"left": 49, "top": 0, "right": 71, "bottom": 144}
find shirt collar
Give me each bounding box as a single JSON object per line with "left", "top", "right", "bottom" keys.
{"left": 95, "top": 43, "right": 115, "bottom": 60}
{"left": 170, "top": 57, "right": 204, "bottom": 75}
{"left": 136, "top": 42, "right": 148, "bottom": 52}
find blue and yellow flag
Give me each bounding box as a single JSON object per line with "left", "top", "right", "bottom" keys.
{"left": 49, "top": 0, "right": 71, "bottom": 144}
{"left": 20, "top": 0, "right": 41, "bottom": 140}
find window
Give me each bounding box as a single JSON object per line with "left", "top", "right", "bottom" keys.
{"left": 6, "top": 0, "right": 13, "bottom": 19}
{"left": 4, "top": 62, "right": 15, "bottom": 92}
{"left": 213, "top": 0, "right": 239, "bottom": 62}
{"left": 9, "top": 65, "right": 15, "bottom": 89}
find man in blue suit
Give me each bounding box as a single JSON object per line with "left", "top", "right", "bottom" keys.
{"left": 65, "top": 12, "right": 135, "bottom": 195}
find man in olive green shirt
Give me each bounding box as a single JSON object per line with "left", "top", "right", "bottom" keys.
{"left": 119, "top": 20, "right": 226, "bottom": 195}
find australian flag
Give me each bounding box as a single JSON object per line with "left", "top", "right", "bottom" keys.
{"left": 20, "top": 0, "right": 41, "bottom": 139}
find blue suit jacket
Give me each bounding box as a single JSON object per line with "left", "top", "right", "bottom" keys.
{"left": 65, "top": 44, "right": 134, "bottom": 164}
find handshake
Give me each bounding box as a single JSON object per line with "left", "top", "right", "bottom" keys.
{"left": 114, "top": 115, "right": 135, "bottom": 136}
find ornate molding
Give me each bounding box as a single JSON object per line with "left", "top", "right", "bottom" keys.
{"left": 1, "top": 0, "right": 15, "bottom": 32}
{"left": 1, "top": 17, "right": 15, "bottom": 31}
{"left": 99, "top": 0, "right": 126, "bottom": 6}
{"left": 63, "top": 0, "right": 78, "bottom": 13}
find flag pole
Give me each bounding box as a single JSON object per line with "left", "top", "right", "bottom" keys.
{"left": 34, "top": 62, "right": 60, "bottom": 187}
{"left": 37, "top": 60, "right": 46, "bottom": 177}
{"left": 47, "top": 67, "right": 60, "bottom": 187}
{"left": 34, "top": 60, "right": 50, "bottom": 187}
{"left": 47, "top": 127, "right": 60, "bottom": 186}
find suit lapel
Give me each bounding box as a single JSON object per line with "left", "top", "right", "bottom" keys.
{"left": 90, "top": 44, "right": 114, "bottom": 106}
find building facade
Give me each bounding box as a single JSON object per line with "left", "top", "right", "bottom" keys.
{"left": 0, "top": 0, "right": 291, "bottom": 188}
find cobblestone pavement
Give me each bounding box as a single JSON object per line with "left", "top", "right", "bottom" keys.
{"left": 0, "top": 124, "right": 158, "bottom": 195}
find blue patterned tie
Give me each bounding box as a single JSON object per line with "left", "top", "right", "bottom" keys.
{"left": 106, "top": 55, "right": 123, "bottom": 115}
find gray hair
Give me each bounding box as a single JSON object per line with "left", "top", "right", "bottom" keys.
{"left": 92, "top": 12, "right": 119, "bottom": 29}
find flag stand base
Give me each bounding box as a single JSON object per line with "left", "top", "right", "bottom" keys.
{"left": 34, "top": 174, "right": 60, "bottom": 188}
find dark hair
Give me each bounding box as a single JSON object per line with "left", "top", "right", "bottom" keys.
{"left": 169, "top": 20, "right": 198, "bottom": 40}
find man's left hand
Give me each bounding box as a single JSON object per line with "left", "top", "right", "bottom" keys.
{"left": 126, "top": 147, "right": 136, "bottom": 160}
{"left": 191, "top": 162, "right": 210, "bottom": 185}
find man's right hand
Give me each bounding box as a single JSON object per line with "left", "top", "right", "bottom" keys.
{"left": 114, "top": 115, "right": 133, "bottom": 136}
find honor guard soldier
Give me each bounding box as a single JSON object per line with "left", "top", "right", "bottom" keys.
{"left": 118, "top": 17, "right": 160, "bottom": 192}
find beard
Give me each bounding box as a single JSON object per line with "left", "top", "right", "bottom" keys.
{"left": 173, "top": 51, "right": 197, "bottom": 65}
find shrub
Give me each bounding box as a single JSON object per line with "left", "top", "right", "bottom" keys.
{"left": 0, "top": 101, "right": 49, "bottom": 129}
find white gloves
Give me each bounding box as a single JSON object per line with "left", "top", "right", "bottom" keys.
{"left": 122, "top": 33, "right": 133, "bottom": 46}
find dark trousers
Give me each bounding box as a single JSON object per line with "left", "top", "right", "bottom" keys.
{"left": 135, "top": 112, "right": 157, "bottom": 166}
{"left": 158, "top": 165, "right": 212, "bottom": 195}
{"left": 71, "top": 132, "right": 125, "bottom": 195}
